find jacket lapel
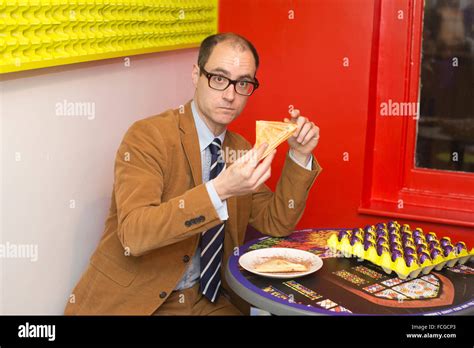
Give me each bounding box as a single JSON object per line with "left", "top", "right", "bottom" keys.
{"left": 179, "top": 101, "right": 202, "bottom": 186}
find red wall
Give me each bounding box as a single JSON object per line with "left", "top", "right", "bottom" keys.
{"left": 219, "top": 0, "right": 473, "bottom": 244}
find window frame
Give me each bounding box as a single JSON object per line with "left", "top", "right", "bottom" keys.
{"left": 359, "top": 0, "right": 474, "bottom": 228}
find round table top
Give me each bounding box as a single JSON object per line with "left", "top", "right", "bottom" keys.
{"left": 225, "top": 228, "right": 474, "bottom": 315}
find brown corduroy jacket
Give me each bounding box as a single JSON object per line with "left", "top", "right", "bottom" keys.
{"left": 64, "top": 100, "right": 322, "bottom": 315}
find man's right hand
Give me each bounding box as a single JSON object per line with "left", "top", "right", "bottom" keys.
{"left": 212, "top": 143, "right": 276, "bottom": 201}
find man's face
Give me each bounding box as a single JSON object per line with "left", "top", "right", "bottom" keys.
{"left": 192, "top": 42, "right": 257, "bottom": 130}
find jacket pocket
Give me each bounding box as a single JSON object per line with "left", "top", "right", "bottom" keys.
{"left": 90, "top": 251, "right": 137, "bottom": 287}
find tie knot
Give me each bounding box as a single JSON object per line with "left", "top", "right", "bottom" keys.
{"left": 209, "top": 138, "right": 222, "bottom": 156}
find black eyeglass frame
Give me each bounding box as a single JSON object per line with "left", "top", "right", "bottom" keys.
{"left": 199, "top": 66, "right": 260, "bottom": 96}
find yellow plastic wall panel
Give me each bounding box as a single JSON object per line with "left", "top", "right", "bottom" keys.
{"left": 0, "top": 0, "right": 218, "bottom": 74}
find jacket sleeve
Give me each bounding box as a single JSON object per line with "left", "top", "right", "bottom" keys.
{"left": 114, "top": 121, "right": 223, "bottom": 256}
{"left": 249, "top": 152, "right": 322, "bottom": 237}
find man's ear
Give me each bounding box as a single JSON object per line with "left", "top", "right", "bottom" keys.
{"left": 192, "top": 64, "right": 199, "bottom": 88}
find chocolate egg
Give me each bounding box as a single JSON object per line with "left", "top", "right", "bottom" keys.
{"left": 428, "top": 240, "right": 440, "bottom": 250}
{"left": 406, "top": 247, "right": 417, "bottom": 256}
{"left": 377, "top": 245, "right": 389, "bottom": 256}
{"left": 430, "top": 248, "right": 441, "bottom": 259}
{"left": 376, "top": 237, "right": 388, "bottom": 246}
{"left": 416, "top": 244, "right": 427, "bottom": 254}
{"left": 390, "top": 242, "right": 402, "bottom": 251}
{"left": 426, "top": 232, "right": 437, "bottom": 242}
{"left": 413, "top": 235, "right": 425, "bottom": 245}
{"left": 376, "top": 223, "right": 386, "bottom": 229}
{"left": 388, "top": 221, "right": 397, "bottom": 229}
{"left": 363, "top": 240, "right": 374, "bottom": 251}
{"left": 364, "top": 225, "right": 375, "bottom": 234}
{"left": 389, "top": 234, "right": 400, "bottom": 244}
{"left": 455, "top": 241, "right": 467, "bottom": 254}
{"left": 350, "top": 235, "right": 362, "bottom": 246}
{"left": 338, "top": 230, "right": 349, "bottom": 241}
{"left": 440, "top": 237, "right": 451, "bottom": 248}
{"left": 404, "top": 254, "right": 417, "bottom": 267}
{"left": 391, "top": 249, "right": 403, "bottom": 262}
{"left": 403, "top": 240, "right": 415, "bottom": 248}
{"left": 401, "top": 233, "right": 412, "bottom": 241}
{"left": 442, "top": 244, "right": 454, "bottom": 257}
{"left": 418, "top": 251, "right": 431, "bottom": 264}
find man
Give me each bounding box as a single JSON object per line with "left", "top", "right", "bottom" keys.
{"left": 64, "top": 32, "right": 322, "bottom": 315}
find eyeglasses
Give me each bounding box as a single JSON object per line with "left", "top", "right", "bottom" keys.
{"left": 200, "top": 66, "right": 259, "bottom": 96}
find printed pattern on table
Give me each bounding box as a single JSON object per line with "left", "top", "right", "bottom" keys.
{"left": 375, "top": 289, "right": 408, "bottom": 301}
{"left": 247, "top": 230, "right": 338, "bottom": 253}
{"left": 363, "top": 283, "right": 386, "bottom": 294}
{"left": 420, "top": 274, "right": 440, "bottom": 286}
{"left": 381, "top": 277, "right": 405, "bottom": 287}
{"left": 262, "top": 285, "right": 290, "bottom": 301}
{"left": 333, "top": 270, "right": 367, "bottom": 286}
{"left": 329, "top": 305, "right": 352, "bottom": 313}
{"left": 352, "top": 265, "right": 384, "bottom": 280}
{"left": 392, "top": 279, "right": 439, "bottom": 299}
{"left": 283, "top": 280, "right": 323, "bottom": 301}
{"left": 447, "top": 264, "right": 474, "bottom": 275}
{"left": 317, "top": 299, "right": 338, "bottom": 309}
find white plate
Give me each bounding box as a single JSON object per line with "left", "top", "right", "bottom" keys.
{"left": 239, "top": 247, "right": 323, "bottom": 279}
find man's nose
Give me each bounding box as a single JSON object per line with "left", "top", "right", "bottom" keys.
{"left": 222, "top": 84, "right": 235, "bottom": 102}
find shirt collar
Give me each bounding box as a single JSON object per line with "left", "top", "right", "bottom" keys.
{"left": 191, "top": 100, "right": 226, "bottom": 152}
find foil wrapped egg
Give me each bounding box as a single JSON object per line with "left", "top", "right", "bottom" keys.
{"left": 404, "top": 254, "right": 417, "bottom": 267}
{"left": 350, "top": 235, "right": 362, "bottom": 246}
{"left": 389, "top": 234, "right": 401, "bottom": 244}
{"left": 428, "top": 240, "right": 440, "bottom": 250}
{"left": 413, "top": 235, "right": 425, "bottom": 245}
{"left": 377, "top": 245, "right": 390, "bottom": 256}
{"left": 455, "top": 241, "right": 467, "bottom": 255}
{"left": 440, "top": 237, "right": 451, "bottom": 248}
{"left": 430, "top": 248, "right": 442, "bottom": 259}
{"left": 363, "top": 240, "right": 374, "bottom": 251}
{"left": 442, "top": 244, "right": 454, "bottom": 257}
{"left": 338, "top": 230, "right": 349, "bottom": 241}
{"left": 416, "top": 244, "right": 428, "bottom": 254}
{"left": 391, "top": 249, "right": 403, "bottom": 262}
{"left": 404, "top": 246, "right": 416, "bottom": 256}
{"left": 426, "top": 232, "right": 438, "bottom": 243}
{"left": 418, "top": 251, "right": 431, "bottom": 264}
{"left": 364, "top": 225, "right": 375, "bottom": 234}
{"left": 376, "top": 236, "right": 388, "bottom": 246}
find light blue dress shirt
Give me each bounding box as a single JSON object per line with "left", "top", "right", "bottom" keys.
{"left": 174, "top": 100, "right": 313, "bottom": 290}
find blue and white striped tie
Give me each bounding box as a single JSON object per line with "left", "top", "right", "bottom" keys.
{"left": 200, "top": 138, "right": 225, "bottom": 302}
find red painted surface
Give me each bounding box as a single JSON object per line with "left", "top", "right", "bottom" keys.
{"left": 218, "top": 0, "right": 473, "bottom": 245}
{"left": 362, "top": 0, "right": 474, "bottom": 227}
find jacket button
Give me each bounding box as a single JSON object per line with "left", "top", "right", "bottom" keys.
{"left": 159, "top": 291, "right": 167, "bottom": 299}
{"left": 183, "top": 255, "right": 190, "bottom": 263}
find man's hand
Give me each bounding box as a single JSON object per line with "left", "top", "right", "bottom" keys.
{"left": 284, "top": 108, "right": 320, "bottom": 166}
{"left": 213, "top": 143, "right": 276, "bottom": 201}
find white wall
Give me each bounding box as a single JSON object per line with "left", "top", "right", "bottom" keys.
{"left": 0, "top": 48, "right": 197, "bottom": 314}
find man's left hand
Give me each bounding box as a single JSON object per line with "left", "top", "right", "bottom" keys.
{"left": 284, "top": 108, "right": 320, "bottom": 166}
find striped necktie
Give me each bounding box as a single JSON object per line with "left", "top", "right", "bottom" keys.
{"left": 200, "top": 137, "right": 225, "bottom": 302}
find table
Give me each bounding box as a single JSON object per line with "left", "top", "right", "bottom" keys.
{"left": 225, "top": 228, "right": 474, "bottom": 315}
